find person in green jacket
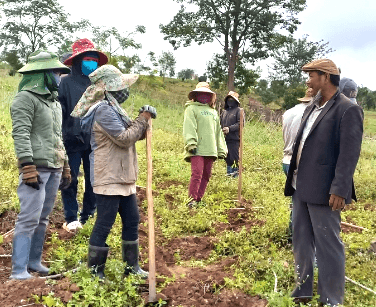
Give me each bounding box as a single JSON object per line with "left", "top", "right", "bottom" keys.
{"left": 10, "top": 50, "right": 72, "bottom": 280}
{"left": 183, "top": 82, "right": 227, "bottom": 207}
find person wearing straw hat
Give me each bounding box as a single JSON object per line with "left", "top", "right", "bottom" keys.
{"left": 184, "top": 82, "right": 227, "bottom": 207}
{"left": 220, "top": 91, "right": 244, "bottom": 177}
{"left": 10, "top": 50, "right": 71, "bottom": 279}
{"left": 71, "top": 64, "right": 155, "bottom": 279}
{"left": 58, "top": 38, "right": 108, "bottom": 232}
{"left": 284, "top": 59, "right": 363, "bottom": 305}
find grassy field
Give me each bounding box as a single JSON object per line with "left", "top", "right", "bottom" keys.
{"left": 0, "top": 72, "right": 376, "bottom": 306}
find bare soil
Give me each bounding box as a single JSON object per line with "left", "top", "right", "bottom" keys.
{"left": 0, "top": 189, "right": 268, "bottom": 306}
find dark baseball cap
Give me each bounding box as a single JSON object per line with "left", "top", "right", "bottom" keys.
{"left": 339, "top": 77, "right": 357, "bottom": 103}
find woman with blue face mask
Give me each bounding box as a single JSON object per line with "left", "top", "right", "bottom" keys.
{"left": 58, "top": 39, "right": 108, "bottom": 232}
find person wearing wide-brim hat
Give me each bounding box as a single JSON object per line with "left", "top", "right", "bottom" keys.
{"left": 10, "top": 50, "right": 72, "bottom": 280}
{"left": 184, "top": 82, "right": 227, "bottom": 207}
{"left": 58, "top": 38, "right": 109, "bottom": 232}
{"left": 220, "top": 91, "right": 245, "bottom": 177}
{"left": 71, "top": 64, "right": 156, "bottom": 279}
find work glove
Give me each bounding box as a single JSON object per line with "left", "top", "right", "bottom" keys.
{"left": 59, "top": 162, "right": 72, "bottom": 190}
{"left": 139, "top": 105, "right": 157, "bottom": 119}
{"left": 222, "top": 127, "right": 229, "bottom": 135}
{"left": 21, "top": 164, "right": 43, "bottom": 190}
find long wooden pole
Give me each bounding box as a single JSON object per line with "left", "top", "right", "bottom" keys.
{"left": 238, "top": 108, "right": 244, "bottom": 202}
{"left": 146, "top": 118, "right": 156, "bottom": 302}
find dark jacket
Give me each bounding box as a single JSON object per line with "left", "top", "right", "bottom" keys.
{"left": 285, "top": 91, "right": 363, "bottom": 205}
{"left": 220, "top": 100, "right": 244, "bottom": 141}
{"left": 58, "top": 58, "right": 91, "bottom": 153}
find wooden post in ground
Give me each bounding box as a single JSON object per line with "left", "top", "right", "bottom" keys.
{"left": 146, "top": 118, "right": 156, "bottom": 303}
{"left": 238, "top": 108, "right": 244, "bottom": 202}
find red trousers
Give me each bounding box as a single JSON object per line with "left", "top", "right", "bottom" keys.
{"left": 189, "top": 156, "right": 214, "bottom": 201}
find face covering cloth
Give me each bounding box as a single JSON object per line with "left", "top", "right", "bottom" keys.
{"left": 82, "top": 60, "right": 98, "bottom": 76}
{"left": 108, "top": 88, "right": 130, "bottom": 104}
{"left": 196, "top": 92, "right": 212, "bottom": 104}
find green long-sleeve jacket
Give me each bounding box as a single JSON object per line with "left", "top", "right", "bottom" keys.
{"left": 183, "top": 101, "right": 227, "bottom": 162}
{"left": 11, "top": 90, "right": 67, "bottom": 168}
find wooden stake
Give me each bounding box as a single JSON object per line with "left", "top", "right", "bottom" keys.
{"left": 146, "top": 118, "right": 156, "bottom": 303}
{"left": 345, "top": 276, "right": 376, "bottom": 295}
{"left": 238, "top": 108, "right": 244, "bottom": 202}
{"left": 340, "top": 221, "right": 368, "bottom": 231}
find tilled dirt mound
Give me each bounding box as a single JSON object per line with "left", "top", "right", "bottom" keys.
{"left": 163, "top": 263, "right": 267, "bottom": 307}
{"left": 0, "top": 277, "right": 80, "bottom": 307}
{"left": 0, "top": 189, "right": 268, "bottom": 306}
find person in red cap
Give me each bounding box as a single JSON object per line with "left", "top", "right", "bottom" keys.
{"left": 58, "top": 38, "right": 108, "bottom": 231}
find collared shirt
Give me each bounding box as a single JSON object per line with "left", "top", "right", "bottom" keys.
{"left": 292, "top": 100, "right": 328, "bottom": 189}
{"left": 282, "top": 103, "right": 311, "bottom": 164}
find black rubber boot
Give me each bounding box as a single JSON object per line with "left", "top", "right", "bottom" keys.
{"left": 122, "top": 240, "right": 148, "bottom": 279}
{"left": 88, "top": 244, "right": 109, "bottom": 279}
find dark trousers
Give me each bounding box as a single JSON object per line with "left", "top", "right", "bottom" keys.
{"left": 61, "top": 148, "right": 96, "bottom": 224}
{"left": 292, "top": 192, "right": 345, "bottom": 306}
{"left": 189, "top": 156, "right": 214, "bottom": 202}
{"left": 89, "top": 194, "right": 139, "bottom": 247}
{"left": 225, "top": 140, "right": 240, "bottom": 167}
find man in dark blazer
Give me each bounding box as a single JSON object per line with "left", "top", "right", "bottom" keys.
{"left": 285, "top": 59, "right": 363, "bottom": 306}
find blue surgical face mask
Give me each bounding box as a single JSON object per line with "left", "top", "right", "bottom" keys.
{"left": 81, "top": 60, "right": 98, "bottom": 76}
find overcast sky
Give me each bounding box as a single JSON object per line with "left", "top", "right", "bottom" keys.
{"left": 60, "top": 0, "right": 375, "bottom": 90}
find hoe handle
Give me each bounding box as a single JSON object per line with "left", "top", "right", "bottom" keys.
{"left": 238, "top": 108, "right": 244, "bottom": 202}
{"left": 146, "top": 118, "right": 156, "bottom": 302}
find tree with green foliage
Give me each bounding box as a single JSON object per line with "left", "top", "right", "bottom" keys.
{"left": 207, "top": 54, "right": 259, "bottom": 95}
{"left": 178, "top": 68, "right": 195, "bottom": 81}
{"left": 256, "top": 35, "right": 332, "bottom": 109}
{"left": 357, "top": 86, "right": 376, "bottom": 110}
{"left": 158, "top": 51, "right": 176, "bottom": 80}
{"left": 91, "top": 25, "right": 145, "bottom": 73}
{"left": 2, "top": 50, "right": 23, "bottom": 75}
{"left": 0, "top": 0, "right": 88, "bottom": 61}
{"left": 270, "top": 35, "right": 332, "bottom": 85}
{"left": 160, "top": 0, "right": 306, "bottom": 91}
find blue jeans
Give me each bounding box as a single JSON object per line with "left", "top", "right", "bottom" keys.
{"left": 61, "top": 149, "right": 96, "bottom": 224}
{"left": 89, "top": 194, "right": 139, "bottom": 247}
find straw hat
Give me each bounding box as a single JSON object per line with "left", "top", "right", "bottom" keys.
{"left": 188, "top": 82, "right": 215, "bottom": 100}
{"left": 18, "top": 50, "right": 70, "bottom": 74}
{"left": 63, "top": 38, "right": 108, "bottom": 66}
{"left": 298, "top": 88, "right": 315, "bottom": 102}
{"left": 225, "top": 91, "right": 240, "bottom": 103}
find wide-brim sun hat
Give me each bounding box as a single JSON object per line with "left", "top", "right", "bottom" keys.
{"left": 188, "top": 82, "right": 215, "bottom": 100}
{"left": 18, "top": 50, "right": 71, "bottom": 74}
{"left": 88, "top": 64, "right": 139, "bottom": 91}
{"left": 225, "top": 91, "right": 240, "bottom": 103}
{"left": 298, "top": 88, "right": 315, "bottom": 102}
{"left": 301, "top": 58, "right": 340, "bottom": 76}
{"left": 63, "top": 38, "right": 108, "bottom": 66}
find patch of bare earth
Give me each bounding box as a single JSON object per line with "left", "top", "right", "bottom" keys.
{"left": 137, "top": 188, "right": 267, "bottom": 306}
